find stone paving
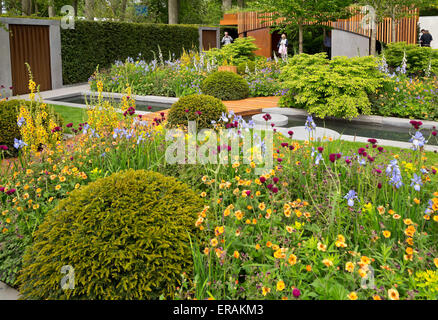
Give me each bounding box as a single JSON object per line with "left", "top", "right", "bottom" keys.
{"left": 0, "top": 281, "right": 19, "bottom": 300}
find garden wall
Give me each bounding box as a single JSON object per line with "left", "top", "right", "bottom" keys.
{"left": 61, "top": 21, "right": 201, "bottom": 85}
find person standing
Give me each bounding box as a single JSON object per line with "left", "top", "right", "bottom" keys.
{"left": 420, "top": 29, "right": 433, "bottom": 47}
{"left": 221, "top": 32, "right": 233, "bottom": 46}
{"left": 323, "top": 30, "right": 332, "bottom": 59}
{"left": 277, "top": 33, "right": 288, "bottom": 61}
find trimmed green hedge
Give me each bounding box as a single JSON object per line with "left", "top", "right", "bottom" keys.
{"left": 61, "top": 20, "right": 200, "bottom": 84}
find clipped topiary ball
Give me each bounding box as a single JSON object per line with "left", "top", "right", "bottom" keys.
{"left": 17, "top": 169, "right": 204, "bottom": 300}
{"left": 201, "top": 71, "right": 249, "bottom": 101}
{"left": 167, "top": 94, "right": 227, "bottom": 128}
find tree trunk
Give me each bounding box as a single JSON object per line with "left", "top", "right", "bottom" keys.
{"left": 237, "top": 0, "right": 245, "bottom": 8}
{"left": 73, "top": 0, "right": 78, "bottom": 17}
{"left": 85, "top": 0, "right": 94, "bottom": 20}
{"left": 391, "top": 12, "right": 397, "bottom": 43}
{"left": 21, "top": 0, "right": 30, "bottom": 15}
{"left": 370, "top": 22, "right": 377, "bottom": 56}
{"left": 222, "top": 0, "right": 232, "bottom": 11}
{"left": 0, "top": 1, "right": 3, "bottom": 15}
{"left": 120, "top": 0, "right": 128, "bottom": 21}
{"left": 168, "top": 0, "right": 178, "bottom": 24}
{"left": 48, "top": 1, "right": 55, "bottom": 17}
{"left": 298, "top": 22, "right": 303, "bottom": 54}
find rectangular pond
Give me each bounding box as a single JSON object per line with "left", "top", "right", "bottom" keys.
{"left": 48, "top": 93, "right": 174, "bottom": 113}
{"left": 285, "top": 116, "right": 438, "bottom": 146}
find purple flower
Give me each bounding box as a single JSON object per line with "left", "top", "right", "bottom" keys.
{"left": 66, "top": 123, "right": 73, "bottom": 128}
{"left": 6, "top": 188, "right": 16, "bottom": 195}
{"left": 0, "top": 145, "right": 8, "bottom": 151}
{"left": 292, "top": 288, "right": 301, "bottom": 298}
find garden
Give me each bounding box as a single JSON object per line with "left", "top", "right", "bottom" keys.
{"left": 0, "top": 35, "right": 438, "bottom": 300}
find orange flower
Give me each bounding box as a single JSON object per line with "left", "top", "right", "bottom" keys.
{"left": 322, "top": 258, "right": 333, "bottom": 267}
{"left": 233, "top": 251, "right": 240, "bottom": 259}
{"left": 288, "top": 254, "right": 297, "bottom": 266}
{"left": 306, "top": 265, "right": 312, "bottom": 272}
{"left": 388, "top": 288, "right": 399, "bottom": 300}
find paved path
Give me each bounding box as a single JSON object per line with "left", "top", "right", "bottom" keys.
{"left": 0, "top": 281, "right": 19, "bottom": 300}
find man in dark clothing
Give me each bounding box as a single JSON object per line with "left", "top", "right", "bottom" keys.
{"left": 420, "top": 30, "right": 433, "bottom": 47}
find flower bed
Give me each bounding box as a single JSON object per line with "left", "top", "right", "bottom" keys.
{"left": 1, "top": 81, "right": 438, "bottom": 299}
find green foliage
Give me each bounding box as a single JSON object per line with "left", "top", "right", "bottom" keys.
{"left": 17, "top": 169, "right": 204, "bottom": 300}
{"left": 279, "top": 53, "right": 387, "bottom": 119}
{"left": 0, "top": 99, "right": 62, "bottom": 158}
{"left": 61, "top": 20, "right": 200, "bottom": 84}
{"left": 0, "top": 99, "right": 22, "bottom": 157}
{"left": 237, "top": 61, "right": 256, "bottom": 75}
{"left": 201, "top": 71, "right": 249, "bottom": 101}
{"left": 167, "top": 94, "right": 227, "bottom": 128}
{"left": 205, "top": 37, "right": 259, "bottom": 66}
{"left": 370, "top": 75, "right": 438, "bottom": 120}
{"left": 383, "top": 42, "right": 438, "bottom": 76}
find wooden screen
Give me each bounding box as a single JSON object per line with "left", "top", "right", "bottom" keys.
{"left": 9, "top": 24, "right": 52, "bottom": 95}
{"left": 202, "top": 30, "right": 217, "bottom": 50}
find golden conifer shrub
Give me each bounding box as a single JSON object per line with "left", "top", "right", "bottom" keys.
{"left": 18, "top": 169, "right": 204, "bottom": 299}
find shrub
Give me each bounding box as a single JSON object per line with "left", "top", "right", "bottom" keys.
{"left": 61, "top": 20, "right": 200, "bottom": 84}
{"left": 0, "top": 99, "right": 22, "bottom": 157}
{"left": 383, "top": 42, "right": 438, "bottom": 76}
{"left": 279, "top": 53, "right": 388, "bottom": 119}
{"left": 167, "top": 94, "right": 227, "bottom": 128}
{"left": 17, "top": 169, "right": 204, "bottom": 300}
{"left": 201, "top": 71, "right": 249, "bottom": 101}
{"left": 205, "top": 37, "right": 259, "bottom": 66}
{"left": 237, "top": 61, "right": 256, "bottom": 75}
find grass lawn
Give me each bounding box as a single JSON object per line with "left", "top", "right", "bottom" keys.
{"left": 50, "top": 104, "right": 87, "bottom": 132}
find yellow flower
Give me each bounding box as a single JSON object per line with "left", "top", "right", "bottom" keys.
{"left": 210, "top": 238, "right": 218, "bottom": 247}
{"left": 382, "top": 230, "right": 391, "bottom": 238}
{"left": 373, "top": 295, "right": 382, "bottom": 300}
{"left": 55, "top": 185, "right": 61, "bottom": 191}
{"left": 322, "top": 258, "right": 333, "bottom": 267}
{"left": 388, "top": 288, "right": 399, "bottom": 300}
{"left": 434, "top": 258, "right": 438, "bottom": 268}
{"left": 200, "top": 192, "right": 207, "bottom": 198}
{"left": 262, "top": 287, "right": 271, "bottom": 296}
{"left": 377, "top": 206, "right": 385, "bottom": 215}
{"left": 360, "top": 256, "right": 371, "bottom": 265}
{"left": 288, "top": 254, "right": 297, "bottom": 266}
{"left": 255, "top": 244, "right": 261, "bottom": 250}
{"left": 286, "top": 226, "right": 293, "bottom": 233}
{"left": 345, "top": 262, "right": 355, "bottom": 273}
{"left": 317, "top": 242, "right": 327, "bottom": 252}
{"left": 403, "top": 218, "right": 413, "bottom": 225}
{"left": 235, "top": 210, "right": 244, "bottom": 220}
{"left": 276, "top": 280, "right": 285, "bottom": 291}
{"left": 348, "top": 292, "right": 358, "bottom": 300}
{"left": 5, "top": 218, "right": 11, "bottom": 224}
{"left": 258, "top": 202, "right": 266, "bottom": 211}
{"left": 203, "top": 247, "right": 209, "bottom": 255}
{"left": 233, "top": 251, "right": 240, "bottom": 259}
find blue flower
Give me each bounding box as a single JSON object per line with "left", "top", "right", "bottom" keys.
{"left": 409, "top": 131, "right": 427, "bottom": 151}
{"left": 305, "top": 116, "right": 316, "bottom": 132}
{"left": 386, "top": 159, "right": 403, "bottom": 189}
{"left": 13, "top": 138, "right": 27, "bottom": 149}
{"left": 17, "top": 117, "right": 26, "bottom": 127}
{"left": 410, "top": 174, "right": 422, "bottom": 191}
{"left": 344, "top": 190, "right": 357, "bottom": 207}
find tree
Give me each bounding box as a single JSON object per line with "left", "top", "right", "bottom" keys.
{"left": 359, "top": 1, "right": 386, "bottom": 56}
{"left": 168, "top": 0, "right": 178, "bottom": 23}
{"left": 222, "top": 0, "right": 231, "bottom": 11}
{"left": 383, "top": 0, "right": 434, "bottom": 43}
{"left": 253, "top": 0, "right": 353, "bottom": 54}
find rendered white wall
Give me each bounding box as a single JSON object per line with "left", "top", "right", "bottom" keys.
{"left": 419, "top": 16, "right": 438, "bottom": 49}
{"left": 332, "top": 29, "right": 370, "bottom": 59}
